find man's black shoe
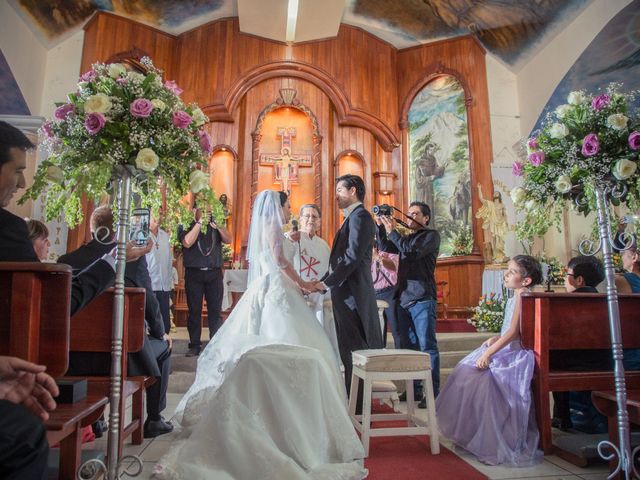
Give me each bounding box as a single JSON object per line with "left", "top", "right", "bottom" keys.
{"left": 399, "top": 391, "right": 422, "bottom": 402}
{"left": 185, "top": 346, "right": 201, "bottom": 357}
{"left": 91, "top": 419, "right": 108, "bottom": 438}
{"left": 417, "top": 397, "right": 427, "bottom": 409}
{"left": 143, "top": 418, "right": 174, "bottom": 438}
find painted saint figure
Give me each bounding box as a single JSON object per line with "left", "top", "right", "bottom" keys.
{"left": 414, "top": 142, "right": 446, "bottom": 222}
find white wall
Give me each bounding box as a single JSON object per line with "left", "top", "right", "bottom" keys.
{"left": 0, "top": 2, "right": 47, "bottom": 115}
{"left": 517, "top": 0, "right": 633, "bottom": 135}
{"left": 39, "top": 30, "right": 84, "bottom": 118}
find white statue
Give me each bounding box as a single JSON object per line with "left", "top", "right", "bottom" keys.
{"left": 476, "top": 183, "right": 509, "bottom": 264}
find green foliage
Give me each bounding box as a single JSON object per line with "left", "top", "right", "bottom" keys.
{"left": 450, "top": 226, "right": 473, "bottom": 256}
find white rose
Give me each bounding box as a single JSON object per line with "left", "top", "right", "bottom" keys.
{"left": 135, "top": 148, "right": 159, "bottom": 172}
{"left": 607, "top": 113, "right": 628, "bottom": 131}
{"left": 189, "top": 170, "right": 209, "bottom": 193}
{"left": 567, "top": 91, "right": 586, "bottom": 105}
{"left": 555, "top": 175, "right": 572, "bottom": 194}
{"left": 45, "top": 165, "right": 64, "bottom": 184}
{"left": 525, "top": 199, "right": 537, "bottom": 211}
{"left": 510, "top": 187, "right": 526, "bottom": 205}
{"left": 151, "top": 99, "right": 166, "bottom": 111}
{"left": 128, "top": 72, "right": 145, "bottom": 83}
{"left": 549, "top": 122, "right": 569, "bottom": 139}
{"left": 84, "top": 93, "right": 112, "bottom": 114}
{"left": 108, "top": 63, "right": 126, "bottom": 79}
{"left": 191, "top": 107, "right": 208, "bottom": 127}
{"left": 612, "top": 158, "right": 638, "bottom": 180}
{"left": 555, "top": 104, "right": 571, "bottom": 118}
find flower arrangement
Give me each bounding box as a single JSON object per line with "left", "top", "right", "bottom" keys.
{"left": 21, "top": 57, "right": 219, "bottom": 237}
{"left": 511, "top": 84, "right": 640, "bottom": 242}
{"left": 468, "top": 291, "right": 507, "bottom": 332}
{"left": 538, "top": 255, "right": 566, "bottom": 285}
{"left": 450, "top": 226, "right": 473, "bottom": 256}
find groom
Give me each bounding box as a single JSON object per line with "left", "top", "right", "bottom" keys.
{"left": 313, "top": 174, "right": 383, "bottom": 401}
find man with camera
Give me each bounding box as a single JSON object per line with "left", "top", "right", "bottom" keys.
{"left": 375, "top": 201, "right": 441, "bottom": 406}
{"left": 178, "top": 205, "right": 232, "bottom": 357}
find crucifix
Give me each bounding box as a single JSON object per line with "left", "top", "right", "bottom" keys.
{"left": 259, "top": 126, "right": 312, "bottom": 192}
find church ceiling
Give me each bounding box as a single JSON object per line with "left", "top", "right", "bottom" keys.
{"left": 12, "top": 0, "right": 590, "bottom": 69}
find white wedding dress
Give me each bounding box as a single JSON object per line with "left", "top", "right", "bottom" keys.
{"left": 155, "top": 191, "right": 366, "bottom": 480}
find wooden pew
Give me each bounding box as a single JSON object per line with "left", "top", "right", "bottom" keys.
{"left": 67, "top": 287, "right": 150, "bottom": 457}
{"left": 0, "top": 262, "right": 108, "bottom": 480}
{"left": 520, "top": 292, "right": 640, "bottom": 454}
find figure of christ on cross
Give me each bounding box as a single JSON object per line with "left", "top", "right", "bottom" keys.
{"left": 259, "top": 126, "right": 312, "bottom": 193}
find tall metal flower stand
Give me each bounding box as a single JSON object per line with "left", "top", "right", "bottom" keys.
{"left": 78, "top": 167, "right": 143, "bottom": 479}
{"left": 581, "top": 183, "right": 636, "bottom": 479}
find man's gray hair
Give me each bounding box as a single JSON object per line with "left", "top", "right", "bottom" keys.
{"left": 299, "top": 203, "right": 321, "bottom": 217}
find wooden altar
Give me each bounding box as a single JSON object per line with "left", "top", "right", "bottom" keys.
{"left": 70, "top": 12, "right": 495, "bottom": 318}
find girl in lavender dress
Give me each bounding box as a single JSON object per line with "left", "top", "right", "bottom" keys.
{"left": 436, "top": 255, "right": 543, "bottom": 466}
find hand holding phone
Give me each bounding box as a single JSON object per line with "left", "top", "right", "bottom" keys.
{"left": 130, "top": 208, "right": 151, "bottom": 246}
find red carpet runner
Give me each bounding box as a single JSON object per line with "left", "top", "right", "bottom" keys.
{"left": 363, "top": 404, "right": 488, "bottom": 480}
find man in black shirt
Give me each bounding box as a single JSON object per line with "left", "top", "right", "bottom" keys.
{"left": 376, "top": 201, "right": 441, "bottom": 405}
{"left": 178, "top": 206, "right": 231, "bottom": 356}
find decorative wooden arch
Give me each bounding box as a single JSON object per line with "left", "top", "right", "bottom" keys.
{"left": 202, "top": 61, "right": 400, "bottom": 152}
{"left": 399, "top": 62, "right": 482, "bottom": 256}
{"left": 105, "top": 47, "right": 150, "bottom": 73}
{"left": 250, "top": 89, "right": 322, "bottom": 207}
{"left": 333, "top": 149, "right": 366, "bottom": 167}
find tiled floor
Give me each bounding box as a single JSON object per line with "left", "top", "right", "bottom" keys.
{"left": 81, "top": 393, "right": 613, "bottom": 480}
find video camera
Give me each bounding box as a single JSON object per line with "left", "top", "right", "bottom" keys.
{"left": 372, "top": 204, "right": 393, "bottom": 216}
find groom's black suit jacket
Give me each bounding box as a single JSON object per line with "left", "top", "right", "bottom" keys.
{"left": 325, "top": 204, "right": 383, "bottom": 390}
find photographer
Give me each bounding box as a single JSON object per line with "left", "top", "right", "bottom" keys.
{"left": 375, "top": 201, "right": 441, "bottom": 405}
{"left": 178, "top": 205, "right": 232, "bottom": 357}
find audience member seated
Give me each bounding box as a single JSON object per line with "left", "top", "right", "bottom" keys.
{"left": 615, "top": 238, "right": 640, "bottom": 372}
{"left": 0, "top": 121, "right": 149, "bottom": 316}
{"left": 0, "top": 355, "right": 59, "bottom": 480}
{"left": 58, "top": 206, "right": 173, "bottom": 438}
{"left": 551, "top": 256, "right": 607, "bottom": 432}
{"left": 25, "top": 219, "right": 51, "bottom": 262}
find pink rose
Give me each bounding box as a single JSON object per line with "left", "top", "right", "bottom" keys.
{"left": 164, "top": 80, "right": 183, "bottom": 96}
{"left": 512, "top": 161, "right": 524, "bottom": 177}
{"left": 41, "top": 122, "right": 54, "bottom": 139}
{"left": 79, "top": 70, "right": 96, "bottom": 82}
{"left": 198, "top": 130, "right": 212, "bottom": 154}
{"left": 628, "top": 131, "right": 640, "bottom": 150}
{"left": 528, "top": 151, "right": 545, "bottom": 166}
{"left": 172, "top": 111, "right": 192, "bottom": 129}
{"left": 591, "top": 94, "right": 610, "bottom": 111}
{"left": 527, "top": 137, "right": 538, "bottom": 150}
{"left": 130, "top": 98, "right": 154, "bottom": 118}
{"left": 581, "top": 133, "right": 599, "bottom": 156}
{"left": 54, "top": 103, "right": 75, "bottom": 121}
{"left": 84, "top": 112, "right": 106, "bottom": 135}
{"left": 116, "top": 77, "right": 128, "bottom": 85}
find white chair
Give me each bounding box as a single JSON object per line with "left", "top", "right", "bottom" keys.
{"left": 371, "top": 300, "right": 399, "bottom": 409}
{"left": 348, "top": 349, "right": 440, "bottom": 457}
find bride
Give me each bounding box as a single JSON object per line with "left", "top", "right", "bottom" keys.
{"left": 155, "top": 190, "right": 367, "bottom": 480}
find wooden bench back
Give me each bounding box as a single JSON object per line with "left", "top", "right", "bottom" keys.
{"left": 70, "top": 287, "right": 146, "bottom": 354}
{"left": 0, "top": 262, "right": 72, "bottom": 377}
{"left": 520, "top": 292, "right": 640, "bottom": 351}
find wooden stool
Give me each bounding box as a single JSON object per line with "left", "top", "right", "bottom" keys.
{"left": 349, "top": 349, "right": 440, "bottom": 457}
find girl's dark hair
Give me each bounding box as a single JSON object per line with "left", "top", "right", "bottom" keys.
{"left": 512, "top": 254, "right": 543, "bottom": 286}
{"left": 278, "top": 191, "right": 288, "bottom": 207}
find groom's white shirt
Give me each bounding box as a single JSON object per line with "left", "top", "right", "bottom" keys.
{"left": 341, "top": 201, "right": 362, "bottom": 221}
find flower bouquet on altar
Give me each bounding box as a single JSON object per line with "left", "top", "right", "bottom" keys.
{"left": 20, "top": 56, "right": 220, "bottom": 236}
{"left": 468, "top": 291, "right": 507, "bottom": 333}
{"left": 511, "top": 84, "right": 640, "bottom": 242}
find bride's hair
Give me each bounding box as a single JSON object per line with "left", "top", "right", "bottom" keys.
{"left": 246, "top": 190, "right": 286, "bottom": 285}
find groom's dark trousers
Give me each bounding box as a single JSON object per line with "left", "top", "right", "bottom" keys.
{"left": 324, "top": 204, "right": 383, "bottom": 412}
